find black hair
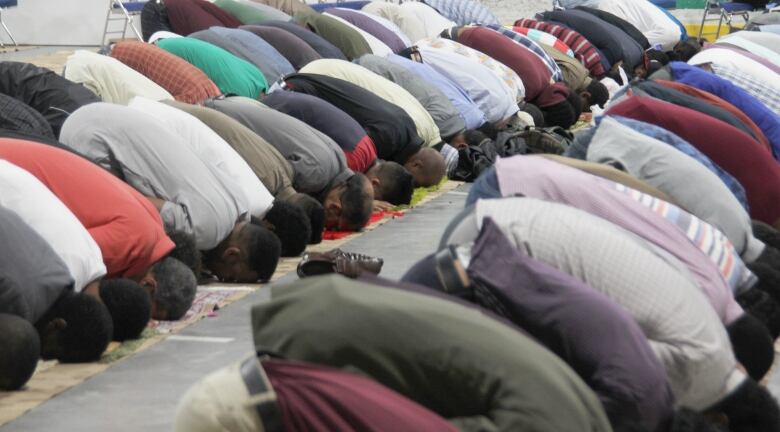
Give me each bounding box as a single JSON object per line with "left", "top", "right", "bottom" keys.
{"left": 40, "top": 292, "right": 113, "bottom": 363}
{"left": 0, "top": 313, "right": 40, "bottom": 390}
{"left": 725, "top": 313, "right": 774, "bottom": 380}
{"left": 566, "top": 87, "right": 583, "bottom": 121}
{"left": 710, "top": 379, "right": 780, "bottom": 432}
{"left": 243, "top": 223, "right": 281, "bottom": 282}
{"left": 752, "top": 220, "right": 780, "bottom": 252}
{"left": 736, "top": 288, "right": 780, "bottom": 339}
{"left": 99, "top": 278, "right": 152, "bottom": 341}
{"left": 521, "top": 103, "right": 545, "bottom": 127}
{"left": 586, "top": 80, "right": 610, "bottom": 109}
{"left": 669, "top": 408, "right": 726, "bottom": 432}
{"left": 540, "top": 100, "right": 576, "bottom": 129}
{"left": 476, "top": 122, "right": 500, "bottom": 140}
{"left": 646, "top": 49, "right": 670, "bottom": 65}
{"left": 374, "top": 161, "right": 414, "bottom": 206}
{"left": 262, "top": 200, "right": 311, "bottom": 257}
{"left": 673, "top": 39, "right": 703, "bottom": 63}
{"left": 340, "top": 173, "right": 373, "bottom": 230}
{"left": 164, "top": 230, "right": 202, "bottom": 276}
{"left": 153, "top": 257, "right": 197, "bottom": 321}
{"left": 284, "top": 193, "right": 325, "bottom": 244}
{"left": 747, "top": 261, "right": 780, "bottom": 303}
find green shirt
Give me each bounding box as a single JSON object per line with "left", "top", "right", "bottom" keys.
{"left": 294, "top": 10, "right": 370, "bottom": 60}
{"left": 213, "top": 0, "right": 289, "bottom": 24}
{"left": 252, "top": 275, "right": 613, "bottom": 432}
{"left": 157, "top": 37, "right": 267, "bottom": 99}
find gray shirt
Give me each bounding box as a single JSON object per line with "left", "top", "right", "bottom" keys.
{"left": 587, "top": 117, "right": 765, "bottom": 262}
{"left": 442, "top": 198, "right": 743, "bottom": 411}
{"left": 205, "top": 97, "right": 353, "bottom": 197}
{"left": 60, "top": 103, "right": 248, "bottom": 251}
{"left": 355, "top": 54, "right": 465, "bottom": 139}
{"left": 0, "top": 205, "right": 73, "bottom": 323}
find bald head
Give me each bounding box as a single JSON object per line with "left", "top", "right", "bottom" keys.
{"left": 404, "top": 148, "right": 445, "bottom": 187}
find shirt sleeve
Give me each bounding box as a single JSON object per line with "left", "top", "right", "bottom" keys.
{"left": 160, "top": 200, "right": 194, "bottom": 237}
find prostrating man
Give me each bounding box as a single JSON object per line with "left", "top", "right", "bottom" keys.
{"left": 446, "top": 26, "right": 578, "bottom": 128}
{"left": 0, "top": 61, "right": 100, "bottom": 137}
{"left": 414, "top": 38, "right": 520, "bottom": 125}
{"left": 162, "top": 100, "right": 326, "bottom": 244}
{"left": 535, "top": 42, "right": 610, "bottom": 111}
{"left": 262, "top": 90, "right": 414, "bottom": 206}
{"left": 63, "top": 50, "right": 174, "bottom": 105}
{"left": 355, "top": 54, "right": 465, "bottom": 141}
{"left": 0, "top": 138, "right": 197, "bottom": 321}
{"left": 190, "top": 27, "right": 294, "bottom": 84}
{"left": 439, "top": 198, "right": 780, "bottom": 430}
{"left": 538, "top": 9, "right": 646, "bottom": 77}
{"left": 260, "top": 19, "right": 347, "bottom": 60}
{"left": 111, "top": 41, "right": 221, "bottom": 104}
{"left": 383, "top": 53, "right": 486, "bottom": 131}
{"left": 589, "top": 116, "right": 768, "bottom": 264}
{"left": 156, "top": 36, "right": 268, "bottom": 99}
{"left": 403, "top": 218, "right": 674, "bottom": 431}
{"left": 0, "top": 159, "right": 153, "bottom": 341}
{"left": 239, "top": 24, "right": 322, "bottom": 69}
{"left": 606, "top": 95, "right": 780, "bottom": 229}
{"left": 252, "top": 275, "right": 613, "bottom": 432}
{"left": 514, "top": 18, "right": 607, "bottom": 78}
{"left": 361, "top": 1, "right": 428, "bottom": 43}
{"left": 295, "top": 10, "right": 372, "bottom": 60}
{"left": 0, "top": 313, "right": 39, "bottom": 390}
{"left": 128, "top": 97, "right": 310, "bottom": 256}
{"left": 212, "top": 0, "right": 289, "bottom": 24}
{"left": 59, "top": 103, "right": 280, "bottom": 284}
{"left": 324, "top": 8, "right": 407, "bottom": 53}
{"left": 164, "top": 0, "right": 241, "bottom": 36}
{"left": 282, "top": 73, "right": 445, "bottom": 187}
{"left": 203, "top": 97, "right": 373, "bottom": 231}
{"left": 464, "top": 155, "right": 767, "bottom": 337}
{"left": 300, "top": 59, "right": 441, "bottom": 147}
{"left": 175, "top": 356, "right": 460, "bottom": 432}
{"left": 0, "top": 206, "right": 113, "bottom": 364}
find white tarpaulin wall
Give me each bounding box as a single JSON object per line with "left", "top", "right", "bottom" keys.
{"left": 1, "top": 0, "right": 134, "bottom": 46}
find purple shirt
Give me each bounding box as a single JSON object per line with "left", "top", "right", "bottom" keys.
{"left": 467, "top": 218, "right": 674, "bottom": 431}
{"left": 494, "top": 155, "right": 743, "bottom": 324}
{"left": 325, "top": 8, "right": 407, "bottom": 53}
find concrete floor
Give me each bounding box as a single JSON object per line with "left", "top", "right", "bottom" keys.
{"left": 4, "top": 183, "right": 780, "bottom": 430}
{"left": 0, "top": 185, "right": 470, "bottom": 432}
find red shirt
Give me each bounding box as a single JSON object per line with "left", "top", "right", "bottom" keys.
{"left": 607, "top": 96, "right": 780, "bottom": 227}
{"left": 344, "top": 135, "right": 378, "bottom": 173}
{"left": 0, "top": 138, "right": 174, "bottom": 277}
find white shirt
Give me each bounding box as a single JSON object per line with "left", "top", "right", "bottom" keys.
{"left": 689, "top": 48, "right": 780, "bottom": 91}
{"left": 128, "top": 97, "right": 274, "bottom": 219}
{"left": 416, "top": 39, "right": 519, "bottom": 123}
{"left": 324, "top": 12, "right": 394, "bottom": 57}
{"left": 399, "top": 1, "right": 456, "bottom": 39}
{"left": 597, "top": 0, "right": 682, "bottom": 50}
{"left": 300, "top": 59, "right": 442, "bottom": 146}
{"left": 445, "top": 197, "right": 741, "bottom": 410}
{"left": 64, "top": 50, "right": 173, "bottom": 105}
{"left": 362, "top": 2, "right": 429, "bottom": 44}
{"left": 0, "top": 160, "right": 106, "bottom": 291}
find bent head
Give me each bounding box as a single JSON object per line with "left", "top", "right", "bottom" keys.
{"left": 165, "top": 230, "right": 202, "bottom": 276}
{"left": 36, "top": 292, "right": 113, "bottom": 363}
{"left": 136, "top": 257, "right": 197, "bottom": 321}
{"left": 284, "top": 193, "right": 325, "bottom": 244}
{"left": 366, "top": 161, "right": 414, "bottom": 206}
{"left": 323, "top": 173, "right": 374, "bottom": 231}
{"left": 204, "top": 222, "right": 281, "bottom": 284}
{"left": 708, "top": 379, "right": 780, "bottom": 432}
{"left": 672, "top": 39, "right": 703, "bottom": 62}
{"left": 581, "top": 80, "right": 609, "bottom": 112}
{"left": 0, "top": 313, "right": 40, "bottom": 390}
{"left": 404, "top": 148, "right": 445, "bottom": 187}
{"left": 725, "top": 313, "right": 774, "bottom": 381}
{"left": 260, "top": 201, "right": 311, "bottom": 257}
{"left": 92, "top": 278, "right": 152, "bottom": 340}
{"left": 540, "top": 100, "right": 576, "bottom": 129}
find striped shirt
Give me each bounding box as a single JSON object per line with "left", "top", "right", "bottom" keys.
{"left": 515, "top": 18, "right": 606, "bottom": 77}
{"left": 613, "top": 182, "right": 757, "bottom": 295}
{"left": 510, "top": 26, "right": 575, "bottom": 58}
{"left": 483, "top": 24, "right": 563, "bottom": 82}
{"left": 711, "top": 64, "right": 780, "bottom": 116}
